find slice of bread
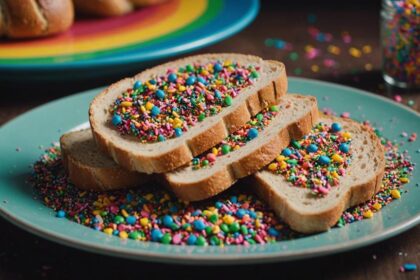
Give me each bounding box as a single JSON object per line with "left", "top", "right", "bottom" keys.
{"left": 60, "top": 129, "right": 150, "bottom": 191}
{"left": 253, "top": 116, "right": 385, "bottom": 233}
{"left": 89, "top": 54, "right": 287, "bottom": 174}
{"left": 163, "top": 94, "right": 319, "bottom": 201}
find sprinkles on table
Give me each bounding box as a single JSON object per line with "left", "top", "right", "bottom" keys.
{"left": 110, "top": 61, "right": 260, "bottom": 143}
{"left": 267, "top": 122, "right": 352, "bottom": 196}
{"left": 191, "top": 106, "right": 279, "bottom": 169}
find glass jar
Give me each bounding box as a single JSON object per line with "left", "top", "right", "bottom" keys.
{"left": 380, "top": 0, "right": 419, "bottom": 88}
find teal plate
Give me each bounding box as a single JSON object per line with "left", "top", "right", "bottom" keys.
{"left": 0, "top": 78, "right": 419, "bottom": 264}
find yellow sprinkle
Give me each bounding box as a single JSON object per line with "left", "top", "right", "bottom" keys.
{"left": 238, "top": 194, "right": 246, "bottom": 201}
{"left": 331, "top": 171, "right": 340, "bottom": 179}
{"left": 201, "top": 70, "right": 209, "bottom": 75}
{"left": 203, "top": 210, "right": 213, "bottom": 217}
{"left": 364, "top": 63, "right": 373, "bottom": 71}
{"left": 327, "top": 45, "right": 341, "bottom": 55}
{"left": 223, "top": 215, "right": 235, "bottom": 225}
{"left": 167, "top": 88, "right": 176, "bottom": 94}
{"left": 121, "top": 209, "right": 129, "bottom": 217}
{"left": 280, "top": 161, "right": 287, "bottom": 170}
{"left": 212, "top": 148, "right": 218, "bottom": 155}
{"left": 400, "top": 177, "right": 409, "bottom": 183}
{"left": 92, "top": 210, "right": 101, "bottom": 216}
{"left": 332, "top": 154, "right": 344, "bottom": 163}
{"left": 363, "top": 210, "right": 373, "bottom": 219}
{"left": 255, "top": 219, "right": 261, "bottom": 228}
{"left": 391, "top": 189, "right": 401, "bottom": 199}
{"left": 144, "top": 193, "right": 154, "bottom": 200}
{"left": 342, "top": 132, "right": 352, "bottom": 140}
{"left": 256, "top": 211, "right": 263, "bottom": 218}
{"left": 268, "top": 163, "right": 277, "bottom": 171}
{"left": 276, "top": 155, "right": 285, "bottom": 162}
{"left": 140, "top": 218, "right": 149, "bottom": 226}
{"left": 178, "top": 85, "right": 186, "bottom": 91}
{"left": 172, "top": 111, "right": 179, "bottom": 118}
{"left": 224, "top": 60, "right": 232, "bottom": 66}
{"left": 148, "top": 84, "right": 156, "bottom": 90}
{"left": 373, "top": 203, "right": 382, "bottom": 210}
{"left": 349, "top": 47, "right": 362, "bottom": 58}
{"left": 121, "top": 108, "right": 126, "bottom": 114}
{"left": 233, "top": 145, "right": 240, "bottom": 151}
{"left": 103, "top": 228, "right": 113, "bottom": 235}
{"left": 311, "top": 64, "right": 320, "bottom": 73}
{"left": 212, "top": 226, "right": 220, "bottom": 234}
{"left": 140, "top": 106, "right": 146, "bottom": 113}
{"left": 362, "top": 45, "right": 372, "bottom": 54}
{"left": 145, "top": 102, "right": 154, "bottom": 111}
{"left": 119, "top": 231, "right": 128, "bottom": 239}
{"left": 120, "top": 101, "right": 133, "bottom": 107}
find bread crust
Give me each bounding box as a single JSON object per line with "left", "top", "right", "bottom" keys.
{"left": 73, "top": 0, "right": 133, "bottom": 17}
{"left": 253, "top": 116, "right": 386, "bottom": 234}
{"left": 60, "top": 131, "right": 150, "bottom": 191}
{"left": 164, "top": 96, "right": 319, "bottom": 201}
{"left": 1, "top": 0, "right": 73, "bottom": 38}
{"left": 89, "top": 55, "right": 288, "bottom": 174}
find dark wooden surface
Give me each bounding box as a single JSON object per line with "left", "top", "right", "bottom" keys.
{"left": 0, "top": 1, "right": 419, "bottom": 279}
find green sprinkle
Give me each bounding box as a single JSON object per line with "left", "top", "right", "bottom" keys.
{"left": 220, "top": 223, "right": 229, "bottom": 233}
{"left": 198, "top": 113, "right": 206, "bottom": 122}
{"left": 229, "top": 222, "right": 240, "bottom": 233}
{"left": 291, "top": 140, "right": 301, "bottom": 149}
{"left": 289, "top": 52, "right": 299, "bottom": 61}
{"left": 210, "top": 236, "right": 221, "bottom": 246}
{"left": 205, "top": 226, "right": 213, "bottom": 235}
{"left": 222, "top": 145, "right": 231, "bottom": 155}
{"left": 128, "top": 231, "right": 140, "bottom": 240}
{"left": 251, "top": 71, "right": 259, "bottom": 78}
{"left": 256, "top": 113, "right": 264, "bottom": 121}
{"left": 161, "top": 233, "right": 172, "bottom": 244}
{"left": 196, "top": 236, "right": 207, "bottom": 246}
{"left": 114, "top": 215, "right": 124, "bottom": 224}
{"left": 294, "top": 68, "right": 303, "bottom": 75}
{"left": 270, "top": 105, "right": 279, "bottom": 112}
{"left": 224, "top": 95, "right": 233, "bottom": 106}
{"left": 186, "top": 64, "right": 194, "bottom": 72}
{"left": 202, "top": 159, "right": 209, "bottom": 166}
{"left": 240, "top": 225, "right": 249, "bottom": 235}
{"left": 209, "top": 214, "right": 218, "bottom": 223}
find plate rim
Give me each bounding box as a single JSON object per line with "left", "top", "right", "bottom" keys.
{"left": 0, "top": 0, "right": 260, "bottom": 71}
{"left": 0, "top": 77, "right": 419, "bottom": 264}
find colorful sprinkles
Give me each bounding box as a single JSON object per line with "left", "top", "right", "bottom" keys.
{"left": 192, "top": 106, "right": 279, "bottom": 169}
{"left": 267, "top": 122, "right": 352, "bottom": 195}
{"left": 30, "top": 123, "right": 413, "bottom": 245}
{"left": 110, "top": 61, "right": 260, "bottom": 143}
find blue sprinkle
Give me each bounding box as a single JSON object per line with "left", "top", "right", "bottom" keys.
{"left": 236, "top": 209, "right": 247, "bottom": 218}
{"left": 112, "top": 115, "right": 122, "bottom": 126}
{"left": 133, "top": 80, "right": 142, "bottom": 90}
{"left": 158, "top": 135, "right": 166, "bottom": 142}
{"left": 162, "top": 215, "right": 174, "bottom": 227}
{"left": 168, "top": 73, "right": 177, "bottom": 83}
{"left": 214, "top": 63, "right": 223, "bottom": 72}
{"left": 187, "top": 234, "right": 197, "bottom": 245}
{"left": 403, "top": 263, "right": 417, "bottom": 271}
{"left": 151, "top": 229, "right": 163, "bottom": 242}
{"left": 230, "top": 196, "right": 238, "bottom": 203}
{"left": 339, "top": 143, "right": 349, "bottom": 153}
{"left": 169, "top": 205, "right": 178, "bottom": 213}
{"left": 268, "top": 227, "right": 280, "bottom": 237}
{"left": 249, "top": 211, "right": 257, "bottom": 219}
{"left": 186, "top": 76, "right": 196, "bottom": 85}
{"left": 282, "top": 148, "right": 292, "bottom": 157}
{"left": 318, "top": 155, "right": 331, "bottom": 165}
{"left": 56, "top": 210, "right": 66, "bottom": 218}
{"left": 331, "top": 123, "right": 342, "bottom": 132}
{"left": 149, "top": 79, "right": 156, "bottom": 85}
{"left": 155, "top": 89, "right": 165, "bottom": 100}
{"left": 247, "top": 128, "right": 259, "bottom": 140}
{"left": 126, "top": 216, "right": 136, "bottom": 225}
{"left": 215, "top": 201, "right": 223, "bottom": 209}
{"left": 192, "top": 210, "right": 201, "bottom": 217}
{"left": 197, "top": 76, "right": 207, "bottom": 85}
{"left": 113, "top": 230, "right": 119, "bottom": 236}
{"left": 214, "top": 90, "right": 222, "bottom": 99}
{"left": 193, "top": 219, "right": 206, "bottom": 231}
{"left": 306, "top": 144, "right": 318, "bottom": 153}
{"left": 126, "top": 193, "right": 133, "bottom": 202}
{"left": 151, "top": 106, "right": 161, "bottom": 117}
{"left": 174, "top": 128, "right": 183, "bottom": 137}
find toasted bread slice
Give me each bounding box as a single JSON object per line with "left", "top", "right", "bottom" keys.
{"left": 253, "top": 116, "right": 385, "bottom": 233}
{"left": 60, "top": 129, "right": 150, "bottom": 191}
{"left": 164, "top": 94, "right": 319, "bottom": 201}
{"left": 89, "top": 54, "right": 287, "bottom": 174}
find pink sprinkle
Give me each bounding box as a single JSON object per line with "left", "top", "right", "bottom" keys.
{"left": 172, "top": 234, "right": 182, "bottom": 244}
{"left": 305, "top": 48, "right": 320, "bottom": 60}
{"left": 340, "top": 112, "right": 350, "bottom": 118}
{"left": 254, "top": 234, "right": 265, "bottom": 244}
{"left": 394, "top": 95, "right": 402, "bottom": 103}
{"left": 206, "top": 153, "right": 216, "bottom": 162}
{"left": 323, "top": 58, "right": 336, "bottom": 68}
{"left": 318, "top": 186, "right": 329, "bottom": 194}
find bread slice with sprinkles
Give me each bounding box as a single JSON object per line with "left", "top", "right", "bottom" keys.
{"left": 253, "top": 116, "right": 385, "bottom": 233}
{"left": 163, "top": 94, "right": 318, "bottom": 201}
{"left": 60, "top": 129, "right": 150, "bottom": 191}
{"left": 89, "top": 53, "right": 287, "bottom": 174}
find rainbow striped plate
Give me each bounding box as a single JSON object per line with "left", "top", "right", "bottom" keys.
{"left": 0, "top": 0, "right": 259, "bottom": 81}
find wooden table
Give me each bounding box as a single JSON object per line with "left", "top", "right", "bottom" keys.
{"left": 0, "top": 1, "right": 418, "bottom": 279}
